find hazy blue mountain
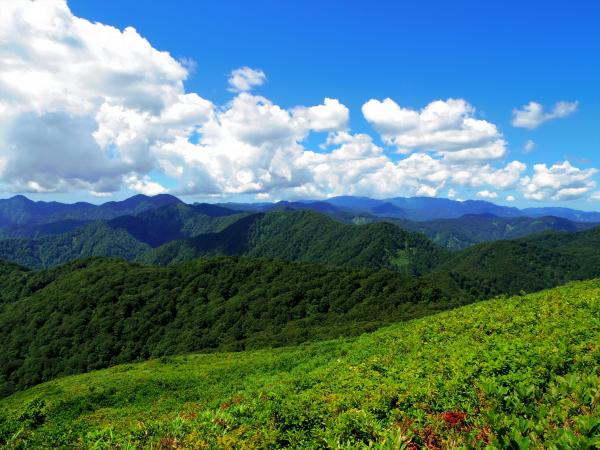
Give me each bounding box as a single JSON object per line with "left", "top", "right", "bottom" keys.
{"left": 522, "top": 207, "right": 600, "bottom": 223}
{"left": 0, "top": 194, "right": 182, "bottom": 227}
{"left": 370, "top": 202, "right": 407, "bottom": 218}
{"left": 325, "top": 196, "right": 386, "bottom": 211}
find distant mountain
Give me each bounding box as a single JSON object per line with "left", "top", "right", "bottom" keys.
{"left": 3, "top": 194, "right": 600, "bottom": 227}
{"left": 394, "top": 214, "right": 596, "bottom": 249}
{"left": 107, "top": 203, "right": 247, "bottom": 247}
{"left": 326, "top": 196, "right": 386, "bottom": 211}
{"left": 140, "top": 210, "right": 449, "bottom": 274}
{"left": 271, "top": 200, "right": 341, "bottom": 214}
{"left": 0, "top": 219, "right": 90, "bottom": 240}
{"left": 0, "top": 203, "right": 248, "bottom": 268}
{"left": 370, "top": 202, "right": 407, "bottom": 218}
{"left": 522, "top": 207, "right": 600, "bottom": 223}
{"left": 0, "top": 194, "right": 182, "bottom": 227}
{"left": 229, "top": 196, "right": 600, "bottom": 223}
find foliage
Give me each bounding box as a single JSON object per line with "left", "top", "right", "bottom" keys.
{"left": 0, "top": 222, "right": 151, "bottom": 269}
{"left": 394, "top": 214, "right": 595, "bottom": 250}
{"left": 0, "top": 256, "right": 469, "bottom": 397}
{"left": 436, "top": 226, "right": 600, "bottom": 297}
{"left": 0, "top": 204, "right": 247, "bottom": 269}
{"left": 0, "top": 279, "right": 598, "bottom": 448}
{"left": 141, "top": 210, "right": 450, "bottom": 275}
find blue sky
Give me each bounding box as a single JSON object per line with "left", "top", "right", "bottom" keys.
{"left": 1, "top": 0, "right": 599, "bottom": 207}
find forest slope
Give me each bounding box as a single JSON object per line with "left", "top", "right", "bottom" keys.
{"left": 0, "top": 278, "right": 598, "bottom": 448}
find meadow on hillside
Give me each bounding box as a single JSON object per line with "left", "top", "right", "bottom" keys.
{"left": 1, "top": 279, "right": 598, "bottom": 449}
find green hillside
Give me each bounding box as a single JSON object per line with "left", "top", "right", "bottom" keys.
{"left": 394, "top": 214, "right": 595, "bottom": 250}
{"left": 142, "top": 210, "right": 449, "bottom": 275}
{"left": 0, "top": 222, "right": 151, "bottom": 269}
{"left": 437, "top": 225, "right": 600, "bottom": 297}
{"left": 1, "top": 279, "right": 598, "bottom": 449}
{"left": 0, "top": 257, "right": 468, "bottom": 398}
{"left": 0, "top": 204, "right": 248, "bottom": 269}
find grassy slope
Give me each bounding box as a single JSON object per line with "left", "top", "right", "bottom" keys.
{"left": 1, "top": 280, "right": 598, "bottom": 449}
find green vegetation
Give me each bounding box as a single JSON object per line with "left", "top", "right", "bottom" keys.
{"left": 0, "top": 279, "right": 598, "bottom": 448}
{"left": 437, "top": 225, "right": 600, "bottom": 298}
{"left": 142, "top": 210, "right": 449, "bottom": 275}
{"left": 0, "top": 204, "right": 248, "bottom": 269}
{"left": 0, "top": 222, "right": 151, "bottom": 269}
{"left": 0, "top": 256, "right": 468, "bottom": 398}
{"left": 393, "top": 214, "right": 595, "bottom": 250}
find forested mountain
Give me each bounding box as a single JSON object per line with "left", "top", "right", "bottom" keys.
{"left": 0, "top": 256, "right": 468, "bottom": 397}
{"left": 0, "top": 203, "right": 248, "bottom": 268}
{"left": 435, "top": 225, "right": 600, "bottom": 297}
{"left": 0, "top": 222, "right": 151, "bottom": 269}
{"left": 140, "top": 210, "right": 449, "bottom": 274}
{"left": 394, "top": 214, "right": 596, "bottom": 249}
{"left": 2, "top": 278, "right": 598, "bottom": 448}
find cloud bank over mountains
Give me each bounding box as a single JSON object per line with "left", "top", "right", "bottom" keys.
{"left": 0, "top": 0, "right": 596, "bottom": 203}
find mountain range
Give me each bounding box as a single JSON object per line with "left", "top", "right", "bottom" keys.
{"left": 1, "top": 193, "right": 600, "bottom": 447}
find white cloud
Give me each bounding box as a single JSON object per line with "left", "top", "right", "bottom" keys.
{"left": 523, "top": 139, "right": 536, "bottom": 153}
{"left": 591, "top": 192, "right": 600, "bottom": 201}
{"left": 0, "top": 0, "right": 595, "bottom": 204}
{"left": 520, "top": 161, "right": 597, "bottom": 201}
{"left": 476, "top": 190, "right": 498, "bottom": 199}
{"left": 362, "top": 98, "right": 506, "bottom": 162}
{"left": 506, "top": 195, "right": 516, "bottom": 202}
{"left": 125, "top": 175, "right": 167, "bottom": 196}
{"left": 292, "top": 98, "right": 349, "bottom": 132}
{"left": 451, "top": 160, "right": 526, "bottom": 190}
{"left": 512, "top": 101, "right": 578, "bottom": 129}
{"left": 228, "top": 67, "right": 266, "bottom": 93}
{"left": 0, "top": 0, "right": 213, "bottom": 195}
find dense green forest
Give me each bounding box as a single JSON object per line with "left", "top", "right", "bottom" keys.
{"left": 434, "top": 225, "right": 600, "bottom": 298}
{"left": 0, "top": 204, "right": 248, "bottom": 269}
{"left": 141, "top": 210, "right": 449, "bottom": 274}
{"left": 0, "top": 256, "right": 469, "bottom": 397}
{"left": 393, "top": 214, "right": 596, "bottom": 250}
{"left": 1, "top": 278, "right": 598, "bottom": 448}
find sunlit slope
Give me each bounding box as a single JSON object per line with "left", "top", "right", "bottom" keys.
{"left": 1, "top": 279, "right": 599, "bottom": 449}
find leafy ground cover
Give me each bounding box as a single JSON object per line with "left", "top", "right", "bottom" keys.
{"left": 1, "top": 278, "right": 598, "bottom": 448}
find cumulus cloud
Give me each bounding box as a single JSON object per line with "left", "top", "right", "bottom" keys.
{"left": 520, "top": 161, "right": 597, "bottom": 201}
{"left": 506, "top": 195, "right": 516, "bottom": 202}
{"left": 362, "top": 98, "right": 506, "bottom": 162}
{"left": 0, "top": 0, "right": 595, "bottom": 203}
{"left": 476, "top": 190, "right": 498, "bottom": 199}
{"left": 228, "top": 67, "right": 266, "bottom": 92}
{"left": 451, "top": 161, "right": 526, "bottom": 191}
{"left": 0, "top": 0, "right": 212, "bottom": 195}
{"left": 512, "top": 101, "right": 579, "bottom": 129}
{"left": 124, "top": 175, "right": 167, "bottom": 196}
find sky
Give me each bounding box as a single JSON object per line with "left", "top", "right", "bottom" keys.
{"left": 1, "top": 0, "right": 599, "bottom": 208}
